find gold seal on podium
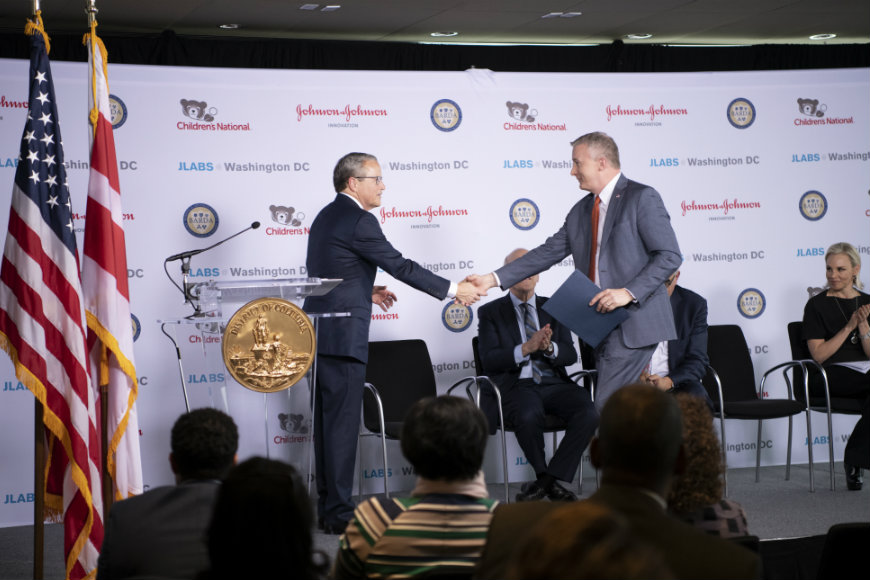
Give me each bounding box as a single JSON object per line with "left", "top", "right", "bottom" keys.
{"left": 222, "top": 298, "right": 316, "bottom": 393}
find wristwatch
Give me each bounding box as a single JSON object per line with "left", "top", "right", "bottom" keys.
{"left": 862, "top": 331, "right": 870, "bottom": 341}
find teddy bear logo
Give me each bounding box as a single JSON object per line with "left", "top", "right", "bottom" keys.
{"left": 506, "top": 101, "right": 537, "bottom": 123}
{"left": 180, "top": 98, "right": 217, "bottom": 123}
{"left": 279, "top": 413, "right": 310, "bottom": 434}
{"left": 797, "top": 98, "right": 827, "bottom": 118}
{"left": 269, "top": 204, "right": 304, "bottom": 227}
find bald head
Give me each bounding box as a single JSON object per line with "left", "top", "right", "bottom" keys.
{"left": 592, "top": 384, "right": 684, "bottom": 491}
{"left": 504, "top": 248, "right": 539, "bottom": 300}
{"left": 504, "top": 248, "right": 527, "bottom": 265}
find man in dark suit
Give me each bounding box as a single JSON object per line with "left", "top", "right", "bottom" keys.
{"left": 640, "top": 270, "right": 712, "bottom": 405}
{"left": 97, "top": 408, "right": 238, "bottom": 580}
{"left": 585, "top": 383, "right": 760, "bottom": 579}
{"left": 477, "top": 248, "right": 598, "bottom": 502}
{"left": 303, "top": 152, "right": 478, "bottom": 533}
{"left": 468, "top": 132, "right": 682, "bottom": 411}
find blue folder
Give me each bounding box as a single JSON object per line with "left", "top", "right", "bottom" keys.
{"left": 541, "top": 270, "right": 629, "bottom": 348}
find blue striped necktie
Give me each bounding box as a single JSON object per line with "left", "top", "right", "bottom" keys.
{"left": 521, "top": 303, "right": 542, "bottom": 384}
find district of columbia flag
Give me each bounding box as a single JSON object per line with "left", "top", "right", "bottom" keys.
{"left": 84, "top": 21, "right": 143, "bottom": 502}
{"left": 0, "top": 13, "right": 103, "bottom": 580}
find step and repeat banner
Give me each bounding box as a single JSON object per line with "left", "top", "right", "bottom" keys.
{"left": 0, "top": 59, "right": 867, "bottom": 525}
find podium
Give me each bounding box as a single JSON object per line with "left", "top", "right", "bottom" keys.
{"left": 158, "top": 277, "right": 346, "bottom": 478}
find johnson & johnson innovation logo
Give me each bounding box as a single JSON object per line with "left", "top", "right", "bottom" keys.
{"left": 605, "top": 104, "right": 688, "bottom": 125}
{"left": 1, "top": 95, "right": 28, "bottom": 108}
{"left": 680, "top": 198, "right": 761, "bottom": 220}
{"left": 296, "top": 104, "right": 389, "bottom": 122}
{"left": 379, "top": 205, "right": 469, "bottom": 225}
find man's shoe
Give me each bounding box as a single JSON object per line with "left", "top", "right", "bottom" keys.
{"left": 515, "top": 481, "right": 547, "bottom": 502}
{"left": 845, "top": 463, "right": 864, "bottom": 491}
{"left": 322, "top": 519, "right": 350, "bottom": 535}
{"left": 546, "top": 481, "right": 578, "bottom": 502}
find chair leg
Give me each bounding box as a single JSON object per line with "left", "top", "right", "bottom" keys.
{"left": 379, "top": 435, "right": 389, "bottom": 499}
{"left": 500, "top": 428, "right": 509, "bottom": 503}
{"left": 786, "top": 415, "right": 793, "bottom": 482}
{"left": 755, "top": 420, "right": 762, "bottom": 483}
{"left": 825, "top": 408, "right": 836, "bottom": 491}
{"left": 804, "top": 411, "right": 814, "bottom": 492}
{"left": 578, "top": 454, "right": 583, "bottom": 496}
{"left": 718, "top": 415, "right": 728, "bottom": 496}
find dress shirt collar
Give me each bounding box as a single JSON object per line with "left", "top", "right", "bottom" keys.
{"left": 509, "top": 292, "right": 537, "bottom": 311}
{"left": 339, "top": 191, "right": 364, "bottom": 210}
{"left": 596, "top": 172, "right": 622, "bottom": 206}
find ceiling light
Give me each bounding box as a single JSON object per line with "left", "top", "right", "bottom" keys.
{"left": 299, "top": 4, "right": 319, "bottom": 10}
{"left": 430, "top": 31, "right": 459, "bottom": 37}
{"left": 809, "top": 33, "right": 837, "bottom": 40}
{"left": 218, "top": 23, "right": 240, "bottom": 30}
{"left": 625, "top": 33, "right": 653, "bottom": 40}
{"left": 542, "top": 12, "right": 563, "bottom": 18}
{"left": 321, "top": 5, "right": 340, "bottom": 11}
{"left": 541, "top": 12, "right": 580, "bottom": 18}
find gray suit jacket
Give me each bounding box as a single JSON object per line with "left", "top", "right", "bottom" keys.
{"left": 97, "top": 480, "right": 219, "bottom": 580}
{"left": 496, "top": 174, "right": 681, "bottom": 348}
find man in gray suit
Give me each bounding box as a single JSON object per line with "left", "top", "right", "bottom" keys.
{"left": 468, "top": 132, "right": 682, "bottom": 409}
{"left": 97, "top": 408, "right": 238, "bottom": 580}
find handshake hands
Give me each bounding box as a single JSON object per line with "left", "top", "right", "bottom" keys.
{"left": 454, "top": 273, "right": 498, "bottom": 307}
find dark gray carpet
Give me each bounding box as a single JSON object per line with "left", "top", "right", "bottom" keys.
{"left": 1, "top": 463, "right": 867, "bottom": 580}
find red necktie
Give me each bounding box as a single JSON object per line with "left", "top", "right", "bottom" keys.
{"left": 588, "top": 195, "right": 600, "bottom": 281}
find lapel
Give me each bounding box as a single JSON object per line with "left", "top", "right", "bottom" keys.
{"left": 499, "top": 295, "right": 523, "bottom": 346}
{"left": 600, "top": 174, "right": 628, "bottom": 249}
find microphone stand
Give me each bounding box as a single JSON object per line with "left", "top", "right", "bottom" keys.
{"left": 164, "top": 222, "right": 260, "bottom": 318}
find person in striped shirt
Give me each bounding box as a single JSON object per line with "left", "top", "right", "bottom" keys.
{"left": 333, "top": 396, "right": 498, "bottom": 579}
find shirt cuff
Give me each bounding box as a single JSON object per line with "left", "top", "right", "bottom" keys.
{"left": 492, "top": 272, "right": 501, "bottom": 289}
{"left": 447, "top": 282, "right": 458, "bottom": 298}
{"left": 513, "top": 344, "right": 529, "bottom": 366}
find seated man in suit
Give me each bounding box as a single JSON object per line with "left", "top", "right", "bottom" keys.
{"left": 640, "top": 270, "right": 712, "bottom": 406}
{"left": 477, "top": 248, "right": 598, "bottom": 502}
{"left": 333, "top": 396, "right": 498, "bottom": 579}
{"left": 97, "top": 408, "right": 239, "bottom": 580}
{"left": 587, "top": 384, "right": 760, "bottom": 579}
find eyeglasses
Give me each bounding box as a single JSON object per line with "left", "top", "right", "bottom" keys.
{"left": 353, "top": 176, "right": 384, "bottom": 184}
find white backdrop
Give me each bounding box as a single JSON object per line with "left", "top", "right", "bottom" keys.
{"left": 0, "top": 60, "right": 868, "bottom": 526}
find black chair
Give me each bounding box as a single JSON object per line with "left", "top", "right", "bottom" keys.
{"left": 360, "top": 339, "right": 438, "bottom": 498}
{"left": 816, "top": 522, "right": 869, "bottom": 577}
{"left": 787, "top": 321, "right": 863, "bottom": 491}
{"left": 702, "top": 325, "right": 815, "bottom": 493}
{"left": 454, "top": 336, "right": 595, "bottom": 502}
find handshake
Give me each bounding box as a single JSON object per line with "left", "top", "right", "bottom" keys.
{"left": 454, "top": 273, "right": 498, "bottom": 307}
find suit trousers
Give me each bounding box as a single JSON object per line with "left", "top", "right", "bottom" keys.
{"left": 314, "top": 354, "right": 366, "bottom": 525}
{"left": 594, "top": 329, "right": 657, "bottom": 412}
{"left": 502, "top": 377, "right": 597, "bottom": 482}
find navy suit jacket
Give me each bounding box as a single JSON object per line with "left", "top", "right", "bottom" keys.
{"left": 477, "top": 294, "right": 577, "bottom": 393}
{"left": 495, "top": 174, "right": 682, "bottom": 348}
{"left": 303, "top": 194, "right": 450, "bottom": 363}
{"left": 667, "top": 285, "right": 709, "bottom": 388}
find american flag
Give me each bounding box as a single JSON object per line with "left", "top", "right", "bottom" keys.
{"left": 84, "top": 27, "right": 143, "bottom": 502}
{"left": 0, "top": 21, "right": 103, "bottom": 580}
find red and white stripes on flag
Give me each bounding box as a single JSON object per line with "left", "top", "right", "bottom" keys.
{"left": 84, "top": 27, "right": 142, "bottom": 501}
{"left": 0, "top": 16, "right": 103, "bottom": 580}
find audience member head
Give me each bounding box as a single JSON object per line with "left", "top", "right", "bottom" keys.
{"left": 570, "top": 131, "right": 621, "bottom": 169}
{"left": 333, "top": 152, "right": 377, "bottom": 193}
{"left": 205, "top": 457, "right": 326, "bottom": 580}
{"left": 169, "top": 407, "right": 238, "bottom": 482}
{"left": 505, "top": 248, "right": 539, "bottom": 299}
{"left": 401, "top": 395, "right": 488, "bottom": 481}
{"left": 505, "top": 502, "right": 673, "bottom": 580}
{"left": 824, "top": 241, "right": 863, "bottom": 290}
{"left": 667, "top": 393, "right": 723, "bottom": 514}
{"left": 591, "top": 383, "right": 684, "bottom": 494}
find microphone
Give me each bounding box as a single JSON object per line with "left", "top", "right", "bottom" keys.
{"left": 165, "top": 221, "right": 260, "bottom": 262}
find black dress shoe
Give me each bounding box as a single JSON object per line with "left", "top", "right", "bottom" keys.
{"left": 845, "top": 463, "right": 864, "bottom": 491}
{"left": 515, "top": 481, "right": 548, "bottom": 502}
{"left": 546, "top": 481, "right": 578, "bottom": 502}
{"left": 322, "top": 519, "right": 350, "bottom": 535}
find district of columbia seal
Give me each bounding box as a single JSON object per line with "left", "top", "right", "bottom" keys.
{"left": 222, "top": 298, "right": 316, "bottom": 392}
